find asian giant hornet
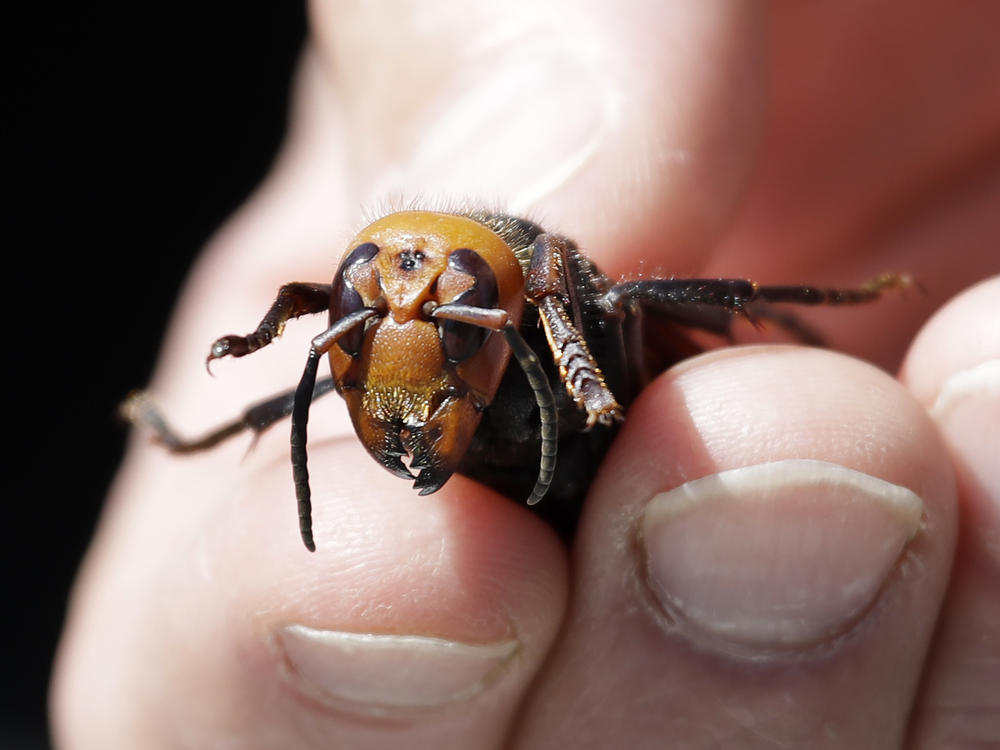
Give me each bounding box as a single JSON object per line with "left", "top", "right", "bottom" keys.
{"left": 123, "top": 210, "right": 910, "bottom": 550}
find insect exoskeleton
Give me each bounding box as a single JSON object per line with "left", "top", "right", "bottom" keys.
{"left": 327, "top": 211, "right": 527, "bottom": 495}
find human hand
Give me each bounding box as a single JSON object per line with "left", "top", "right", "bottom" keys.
{"left": 52, "top": 2, "right": 999, "bottom": 747}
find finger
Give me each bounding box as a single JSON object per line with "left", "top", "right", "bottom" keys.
{"left": 510, "top": 346, "right": 956, "bottom": 748}
{"left": 52, "top": 434, "right": 567, "bottom": 748}
{"left": 900, "top": 276, "right": 1000, "bottom": 747}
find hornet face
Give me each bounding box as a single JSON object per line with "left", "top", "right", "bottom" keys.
{"left": 325, "top": 212, "right": 526, "bottom": 494}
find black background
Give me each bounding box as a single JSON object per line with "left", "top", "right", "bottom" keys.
{"left": 7, "top": 3, "right": 306, "bottom": 746}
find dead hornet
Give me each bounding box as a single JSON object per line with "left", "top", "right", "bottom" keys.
{"left": 124, "top": 210, "right": 910, "bottom": 550}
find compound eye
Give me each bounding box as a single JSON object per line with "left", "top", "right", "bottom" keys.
{"left": 440, "top": 248, "right": 499, "bottom": 363}
{"left": 330, "top": 242, "right": 379, "bottom": 356}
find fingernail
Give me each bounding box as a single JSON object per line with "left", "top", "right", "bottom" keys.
{"left": 641, "top": 459, "right": 924, "bottom": 653}
{"left": 276, "top": 625, "right": 519, "bottom": 714}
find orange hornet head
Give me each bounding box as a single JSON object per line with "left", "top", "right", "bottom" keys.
{"left": 325, "top": 211, "right": 525, "bottom": 493}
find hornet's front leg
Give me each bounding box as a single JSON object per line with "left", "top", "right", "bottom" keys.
{"left": 207, "top": 282, "right": 333, "bottom": 368}
{"left": 123, "top": 281, "right": 338, "bottom": 451}
{"left": 525, "top": 234, "right": 623, "bottom": 428}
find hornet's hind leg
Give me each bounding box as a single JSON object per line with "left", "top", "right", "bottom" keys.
{"left": 605, "top": 273, "right": 913, "bottom": 339}
{"left": 120, "top": 377, "right": 338, "bottom": 453}
{"left": 603, "top": 273, "right": 913, "bottom": 384}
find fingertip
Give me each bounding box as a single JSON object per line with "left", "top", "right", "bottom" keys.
{"left": 213, "top": 437, "right": 569, "bottom": 733}
{"left": 600, "top": 347, "right": 957, "bottom": 648}
{"left": 901, "top": 276, "right": 1000, "bottom": 745}
{"left": 514, "top": 346, "right": 957, "bottom": 747}
{"left": 239, "top": 441, "right": 570, "bottom": 741}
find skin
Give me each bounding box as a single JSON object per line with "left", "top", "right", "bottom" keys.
{"left": 52, "top": 1, "right": 999, "bottom": 748}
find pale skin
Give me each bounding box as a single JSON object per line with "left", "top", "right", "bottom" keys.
{"left": 52, "top": 2, "right": 999, "bottom": 748}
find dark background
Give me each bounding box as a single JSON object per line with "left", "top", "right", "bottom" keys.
{"left": 7, "top": 3, "right": 306, "bottom": 746}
